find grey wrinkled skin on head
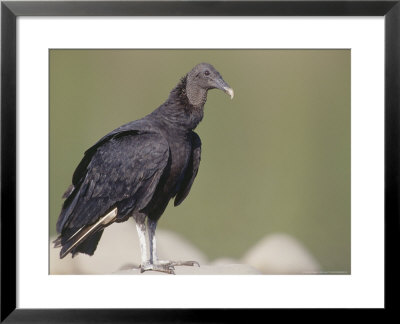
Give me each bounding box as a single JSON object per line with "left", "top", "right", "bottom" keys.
{"left": 54, "top": 63, "right": 232, "bottom": 258}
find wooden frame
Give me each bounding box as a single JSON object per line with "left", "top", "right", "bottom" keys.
{"left": 1, "top": 0, "right": 399, "bottom": 321}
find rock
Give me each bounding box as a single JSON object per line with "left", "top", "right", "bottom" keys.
{"left": 211, "top": 257, "right": 241, "bottom": 266}
{"left": 49, "top": 238, "right": 81, "bottom": 275}
{"left": 50, "top": 221, "right": 208, "bottom": 274}
{"left": 155, "top": 229, "right": 208, "bottom": 265}
{"left": 114, "top": 264, "right": 261, "bottom": 275}
{"left": 242, "top": 233, "right": 321, "bottom": 274}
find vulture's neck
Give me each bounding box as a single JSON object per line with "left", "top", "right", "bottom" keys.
{"left": 153, "top": 77, "right": 205, "bottom": 131}
{"left": 176, "top": 75, "right": 208, "bottom": 108}
{"left": 186, "top": 85, "right": 207, "bottom": 108}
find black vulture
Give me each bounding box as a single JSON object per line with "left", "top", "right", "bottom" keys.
{"left": 54, "top": 63, "right": 234, "bottom": 274}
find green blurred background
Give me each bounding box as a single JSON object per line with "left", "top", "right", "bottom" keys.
{"left": 50, "top": 49, "right": 350, "bottom": 273}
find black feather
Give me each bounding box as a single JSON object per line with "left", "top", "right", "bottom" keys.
{"left": 55, "top": 63, "right": 232, "bottom": 258}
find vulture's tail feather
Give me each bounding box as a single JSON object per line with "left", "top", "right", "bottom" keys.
{"left": 54, "top": 208, "right": 118, "bottom": 258}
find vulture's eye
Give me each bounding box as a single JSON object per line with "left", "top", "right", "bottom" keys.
{"left": 204, "top": 70, "right": 210, "bottom": 76}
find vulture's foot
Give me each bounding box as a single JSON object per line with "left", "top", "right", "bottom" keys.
{"left": 140, "top": 261, "right": 175, "bottom": 275}
{"left": 140, "top": 260, "right": 200, "bottom": 274}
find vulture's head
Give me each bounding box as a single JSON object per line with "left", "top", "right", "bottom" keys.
{"left": 185, "top": 63, "right": 234, "bottom": 107}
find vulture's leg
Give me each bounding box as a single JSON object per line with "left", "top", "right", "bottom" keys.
{"left": 133, "top": 213, "right": 172, "bottom": 273}
{"left": 143, "top": 218, "right": 175, "bottom": 274}
{"left": 147, "top": 218, "right": 200, "bottom": 271}
{"left": 148, "top": 218, "right": 158, "bottom": 264}
{"left": 134, "top": 218, "right": 148, "bottom": 268}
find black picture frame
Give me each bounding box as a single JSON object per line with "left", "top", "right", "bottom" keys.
{"left": 1, "top": 0, "right": 399, "bottom": 321}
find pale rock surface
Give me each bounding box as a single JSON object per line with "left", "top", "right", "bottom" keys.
{"left": 49, "top": 240, "right": 81, "bottom": 274}
{"left": 242, "top": 233, "right": 321, "bottom": 274}
{"left": 50, "top": 225, "right": 320, "bottom": 275}
{"left": 155, "top": 229, "right": 208, "bottom": 265}
{"left": 211, "top": 257, "right": 241, "bottom": 266}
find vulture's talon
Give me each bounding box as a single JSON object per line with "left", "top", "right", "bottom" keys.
{"left": 158, "top": 260, "right": 200, "bottom": 268}
{"left": 173, "top": 260, "right": 200, "bottom": 267}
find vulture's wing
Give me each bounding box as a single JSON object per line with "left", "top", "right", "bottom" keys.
{"left": 174, "top": 132, "right": 201, "bottom": 206}
{"left": 55, "top": 130, "right": 170, "bottom": 258}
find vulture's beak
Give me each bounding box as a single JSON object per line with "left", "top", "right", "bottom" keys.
{"left": 214, "top": 77, "right": 234, "bottom": 99}
{"left": 224, "top": 86, "right": 234, "bottom": 100}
